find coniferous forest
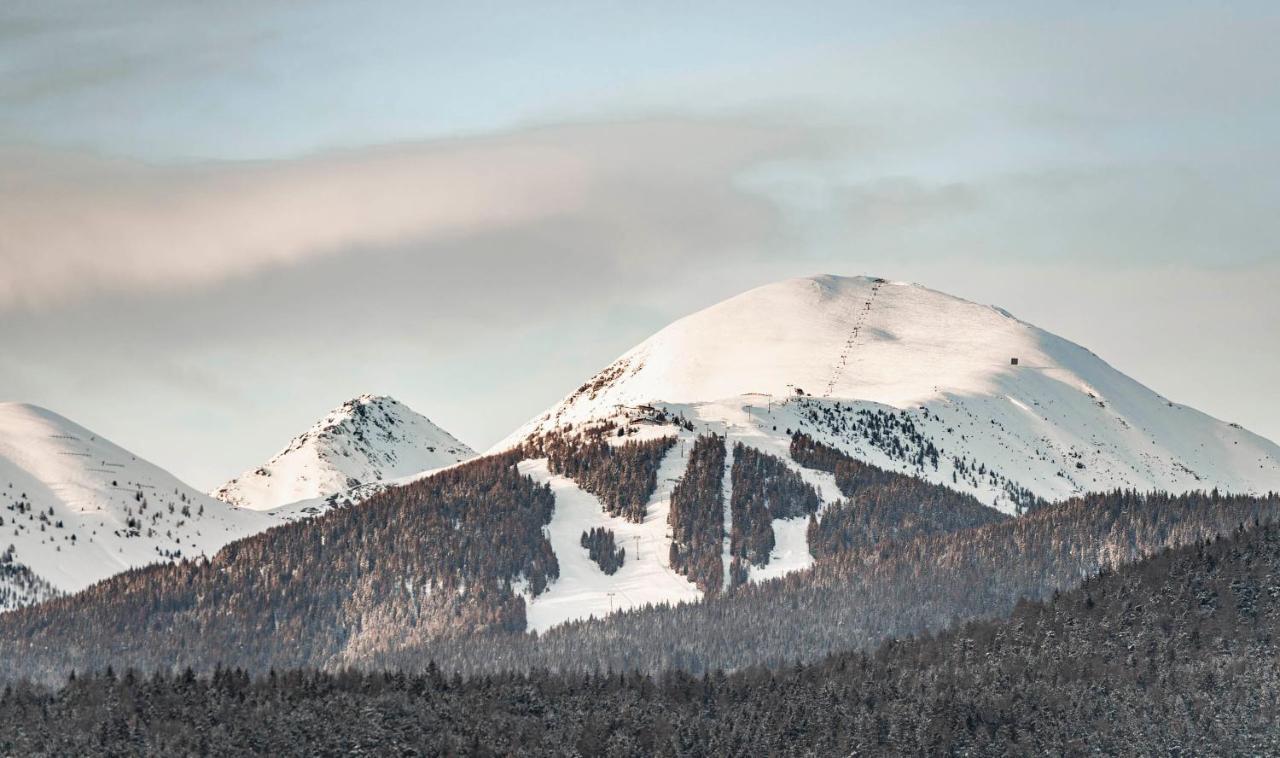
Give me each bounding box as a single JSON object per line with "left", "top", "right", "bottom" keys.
{"left": 2, "top": 440, "right": 1278, "bottom": 687}
{"left": 728, "top": 443, "right": 819, "bottom": 584}
{"left": 536, "top": 433, "right": 675, "bottom": 522}
{"left": 5, "top": 521, "right": 1280, "bottom": 755}
{"left": 580, "top": 527, "right": 625, "bottom": 574}
{"left": 667, "top": 435, "right": 727, "bottom": 595}
{"left": 791, "top": 432, "right": 1010, "bottom": 558}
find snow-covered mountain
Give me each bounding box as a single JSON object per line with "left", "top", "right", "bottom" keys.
{"left": 214, "top": 394, "right": 474, "bottom": 513}
{"left": 0, "top": 402, "right": 275, "bottom": 611}
{"left": 503, "top": 275, "right": 1280, "bottom": 512}
{"left": 492, "top": 274, "right": 1280, "bottom": 630}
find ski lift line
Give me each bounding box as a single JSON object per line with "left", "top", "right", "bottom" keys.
{"left": 823, "top": 281, "right": 884, "bottom": 398}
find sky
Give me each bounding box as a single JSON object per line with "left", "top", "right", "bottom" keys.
{"left": 2, "top": 1, "right": 1278, "bottom": 490}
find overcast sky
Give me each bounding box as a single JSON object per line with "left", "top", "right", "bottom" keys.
{"left": 2, "top": 2, "right": 1278, "bottom": 489}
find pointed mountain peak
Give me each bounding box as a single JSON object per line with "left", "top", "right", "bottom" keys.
{"left": 214, "top": 395, "right": 474, "bottom": 511}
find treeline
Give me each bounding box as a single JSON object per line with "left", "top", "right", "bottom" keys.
{"left": 0, "top": 454, "right": 558, "bottom": 681}
{"left": 6, "top": 523, "right": 1280, "bottom": 755}
{"left": 580, "top": 527, "right": 624, "bottom": 575}
{"left": 667, "top": 435, "right": 727, "bottom": 595}
{"left": 534, "top": 434, "right": 675, "bottom": 522}
{"left": 791, "top": 432, "right": 1008, "bottom": 559}
{"left": 728, "top": 444, "right": 819, "bottom": 585}
{"left": 793, "top": 431, "right": 942, "bottom": 496}
{"left": 359, "top": 488, "right": 1280, "bottom": 677}
{"left": 794, "top": 401, "right": 941, "bottom": 470}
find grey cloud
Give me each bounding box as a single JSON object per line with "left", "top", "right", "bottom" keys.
{"left": 0, "top": 119, "right": 831, "bottom": 310}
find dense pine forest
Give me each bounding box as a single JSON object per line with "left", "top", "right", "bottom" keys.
{"left": 792, "top": 433, "right": 1010, "bottom": 558}
{"left": 359, "top": 487, "right": 1280, "bottom": 677}
{"left": 4, "top": 459, "right": 1277, "bottom": 686}
{"left": 0, "top": 546, "right": 57, "bottom": 612}
{"left": 5, "top": 521, "right": 1280, "bottom": 755}
{"left": 727, "top": 443, "right": 819, "bottom": 585}
{"left": 580, "top": 527, "right": 625, "bottom": 575}
{"left": 667, "top": 435, "right": 727, "bottom": 594}
{"left": 535, "top": 433, "right": 675, "bottom": 522}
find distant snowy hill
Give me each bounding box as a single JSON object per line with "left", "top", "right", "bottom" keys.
{"left": 214, "top": 395, "right": 474, "bottom": 513}
{"left": 0, "top": 402, "right": 275, "bottom": 611}
{"left": 503, "top": 275, "right": 1280, "bottom": 511}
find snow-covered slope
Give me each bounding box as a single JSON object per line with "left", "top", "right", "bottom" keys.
{"left": 502, "top": 274, "right": 1280, "bottom": 512}
{"left": 485, "top": 274, "right": 1280, "bottom": 630}
{"left": 518, "top": 457, "right": 702, "bottom": 632}
{"left": 215, "top": 395, "right": 474, "bottom": 512}
{"left": 0, "top": 402, "right": 275, "bottom": 610}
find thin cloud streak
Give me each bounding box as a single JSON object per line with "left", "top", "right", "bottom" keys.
{"left": 0, "top": 120, "right": 828, "bottom": 309}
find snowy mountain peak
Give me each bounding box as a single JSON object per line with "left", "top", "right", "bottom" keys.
{"left": 501, "top": 273, "right": 1280, "bottom": 511}
{"left": 0, "top": 402, "right": 273, "bottom": 609}
{"left": 214, "top": 395, "right": 475, "bottom": 511}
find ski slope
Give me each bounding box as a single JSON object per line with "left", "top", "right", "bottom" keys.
{"left": 519, "top": 457, "right": 702, "bottom": 632}
{"left": 215, "top": 394, "right": 474, "bottom": 512}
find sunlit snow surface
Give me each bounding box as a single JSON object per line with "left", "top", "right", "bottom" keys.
{"left": 215, "top": 394, "right": 474, "bottom": 511}
{"left": 490, "top": 274, "right": 1280, "bottom": 629}
{"left": 502, "top": 275, "right": 1280, "bottom": 510}
{"left": 520, "top": 457, "right": 702, "bottom": 633}
{"left": 0, "top": 402, "right": 275, "bottom": 607}
{"left": 0, "top": 397, "right": 476, "bottom": 610}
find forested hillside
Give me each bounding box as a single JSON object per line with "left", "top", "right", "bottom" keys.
{"left": 5, "top": 465, "right": 1275, "bottom": 686}
{"left": 667, "top": 434, "right": 727, "bottom": 594}
{"left": 363, "top": 488, "right": 1280, "bottom": 675}
{"left": 792, "top": 432, "right": 1009, "bottom": 558}
{"left": 0, "top": 453, "right": 558, "bottom": 680}
{"left": 535, "top": 432, "right": 675, "bottom": 522}
{"left": 0, "top": 548, "right": 58, "bottom": 612}
{"left": 6, "top": 520, "right": 1280, "bottom": 755}
{"left": 728, "top": 443, "right": 820, "bottom": 585}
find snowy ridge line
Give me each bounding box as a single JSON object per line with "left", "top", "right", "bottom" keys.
{"left": 496, "top": 275, "right": 1280, "bottom": 511}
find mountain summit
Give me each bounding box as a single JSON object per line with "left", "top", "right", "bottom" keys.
{"left": 214, "top": 394, "right": 474, "bottom": 511}
{"left": 503, "top": 274, "right": 1280, "bottom": 510}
